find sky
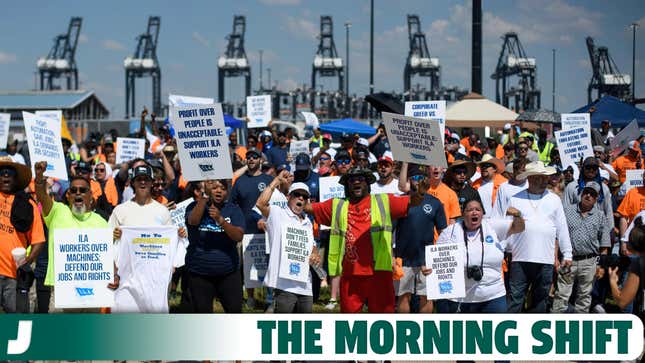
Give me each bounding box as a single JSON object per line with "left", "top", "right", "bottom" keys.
{"left": 0, "top": 0, "right": 643, "bottom": 118}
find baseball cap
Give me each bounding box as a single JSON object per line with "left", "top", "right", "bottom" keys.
{"left": 322, "top": 133, "right": 332, "bottom": 140}
{"left": 341, "top": 133, "right": 353, "bottom": 142}
{"left": 260, "top": 130, "right": 272, "bottom": 138}
{"left": 582, "top": 156, "right": 599, "bottom": 167}
{"left": 629, "top": 140, "right": 640, "bottom": 152}
{"left": 335, "top": 150, "right": 351, "bottom": 161}
{"left": 378, "top": 151, "right": 394, "bottom": 164}
{"left": 76, "top": 161, "right": 92, "bottom": 173}
{"left": 288, "top": 182, "right": 310, "bottom": 196}
{"left": 593, "top": 145, "right": 605, "bottom": 153}
{"left": 246, "top": 147, "right": 262, "bottom": 158}
{"left": 131, "top": 164, "right": 153, "bottom": 180}
{"left": 504, "top": 123, "right": 512, "bottom": 131}
{"left": 583, "top": 181, "right": 601, "bottom": 195}
{"left": 294, "top": 153, "right": 311, "bottom": 171}
{"left": 357, "top": 137, "right": 369, "bottom": 147}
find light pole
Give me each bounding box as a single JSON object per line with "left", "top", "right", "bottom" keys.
{"left": 552, "top": 49, "right": 556, "bottom": 112}
{"left": 267, "top": 68, "right": 271, "bottom": 90}
{"left": 259, "top": 50, "right": 263, "bottom": 91}
{"left": 369, "top": 0, "right": 374, "bottom": 117}
{"left": 345, "top": 22, "right": 351, "bottom": 115}
{"left": 630, "top": 23, "right": 638, "bottom": 99}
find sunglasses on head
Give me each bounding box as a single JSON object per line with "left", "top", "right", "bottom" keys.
{"left": 336, "top": 159, "right": 351, "bottom": 165}
{"left": 290, "top": 191, "right": 309, "bottom": 199}
{"left": 0, "top": 168, "right": 16, "bottom": 177}
{"left": 69, "top": 186, "right": 89, "bottom": 194}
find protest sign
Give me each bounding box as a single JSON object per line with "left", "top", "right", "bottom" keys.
{"left": 289, "top": 140, "right": 310, "bottom": 157}
{"left": 170, "top": 104, "right": 232, "bottom": 181}
{"left": 405, "top": 100, "right": 446, "bottom": 137}
{"left": 170, "top": 199, "right": 194, "bottom": 229}
{"left": 425, "top": 243, "right": 465, "bottom": 300}
{"left": 301, "top": 111, "right": 319, "bottom": 129}
{"left": 319, "top": 176, "right": 344, "bottom": 202}
{"left": 554, "top": 127, "right": 593, "bottom": 169}
{"left": 625, "top": 169, "right": 644, "bottom": 191}
{"left": 169, "top": 94, "right": 214, "bottom": 106}
{"left": 115, "top": 137, "right": 145, "bottom": 164}
{"left": 242, "top": 234, "right": 269, "bottom": 288}
{"left": 246, "top": 95, "right": 272, "bottom": 128}
{"left": 382, "top": 112, "right": 446, "bottom": 167}
{"left": 53, "top": 228, "right": 114, "bottom": 308}
{"left": 22, "top": 111, "right": 68, "bottom": 180}
{"left": 279, "top": 224, "right": 314, "bottom": 283}
{"left": 0, "top": 113, "right": 10, "bottom": 149}
{"left": 610, "top": 119, "right": 640, "bottom": 157}
{"left": 561, "top": 113, "right": 591, "bottom": 136}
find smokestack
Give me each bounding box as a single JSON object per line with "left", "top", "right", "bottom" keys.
{"left": 471, "top": 0, "right": 482, "bottom": 94}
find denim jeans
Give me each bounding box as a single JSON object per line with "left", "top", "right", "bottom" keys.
{"left": 508, "top": 261, "right": 553, "bottom": 313}
{"left": 436, "top": 295, "right": 507, "bottom": 313}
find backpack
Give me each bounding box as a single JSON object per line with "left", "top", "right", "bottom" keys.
{"left": 11, "top": 190, "right": 34, "bottom": 233}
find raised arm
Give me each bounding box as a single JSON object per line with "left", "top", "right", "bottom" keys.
{"left": 398, "top": 162, "right": 410, "bottom": 193}
{"left": 160, "top": 151, "right": 175, "bottom": 182}
{"left": 256, "top": 170, "right": 288, "bottom": 218}
{"left": 34, "top": 161, "right": 53, "bottom": 216}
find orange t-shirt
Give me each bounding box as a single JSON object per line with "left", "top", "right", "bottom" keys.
{"left": 611, "top": 154, "right": 643, "bottom": 183}
{"left": 155, "top": 195, "right": 169, "bottom": 205}
{"left": 472, "top": 173, "right": 508, "bottom": 208}
{"left": 234, "top": 146, "right": 248, "bottom": 161}
{"left": 617, "top": 187, "right": 645, "bottom": 223}
{"left": 495, "top": 144, "right": 504, "bottom": 159}
{"left": 0, "top": 193, "right": 46, "bottom": 278}
{"left": 178, "top": 174, "right": 188, "bottom": 189}
{"left": 460, "top": 137, "right": 473, "bottom": 151}
{"left": 426, "top": 182, "right": 461, "bottom": 240}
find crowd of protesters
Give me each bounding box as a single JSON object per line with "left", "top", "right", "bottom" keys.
{"left": 0, "top": 108, "right": 644, "bottom": 321}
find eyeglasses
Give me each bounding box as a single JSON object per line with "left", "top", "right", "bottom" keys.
{"left": 336, "top": 159, "right": 351, "bottom": 165}
{"left": 410, "top": 175, "right": 425, "bottom": 182}
{"left": 290, "top": 191, "right": 309, "bottom": 199}
{"left": 0, "top": 168, "right": 16, "bottom": 177}
{"left": 69, "top": 186, "right": 89, "bottom": 194}
{"left": 348, "top": 176, "right": 366, "bottom": 183}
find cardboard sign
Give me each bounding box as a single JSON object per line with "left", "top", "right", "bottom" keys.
{"left": 170, "top": 199, "right": 194, "bottom": 229}
{"left": 319, "top": 176, "right": 345, "bottom": 202}
{"left": 561, "top": 113, "right": 591, "bottom": 136}
{"left": 115, "top": 137, "right": 145, "bottom": 164}
{"left": 169, "top": 94, "right": 214, "bottom": 106}
{"left": 382, "top": 112, "right": 446, "bottom": 167}
{"left": 278, "top": 224, "right": 314, "bottom": 283}
{"left": 0, "top": 113, "right": 10, "bottom": 149}
{"left": 301, "top": 111, "right": 320, "bottom": 129}
{"left": 289, "top": 140, "right": 310, "bottom": 157}
{"left": 554, "top": 127, "right": 593, "bottom": 170}
{"left": 246, "top": 95, "right": 272, "bottom": 128}
{"left": 625, "top": 169, "right": 644, "bottom": 191}
{"left": 22, "top": 111, "right": 68, "bottom": 180}
{"left": 405, "top": 101, "right": 446, "bottom": 137}
{"left": 53, "top": 228, "right": 114, "bottom": 308}
{"left": 610, "top": 119, "right": 640, "bottom": 158}
{"left": 425, "top": 243, "right": 466, "bottom": 300}
{"left": 242, "top": 234, "right": 269, "bottom": 288}
{"left": 170, "top": 104, "right": 232, "bottom": 181}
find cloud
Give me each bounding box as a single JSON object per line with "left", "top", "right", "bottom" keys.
{"left": 102, "top": 39, "right": 126, "bottom": 51}
{"left": 78, "top": 34, "right": 89, "bottom": 44}
{"left": 284, "top": 16, "right": 317, "bottom": 40}
{"left": 192, "top": 31, "right": 210, "bottom": 48}
{"left": 0, "top": 51, "right": 17, "bottom": 64}
{"left": 430, "top": 19, "right": 450, "bottom": 35}
{"left": 278, "top": 78, "right": 299, "bottom": 90}
{"left": 259, "top": 0, "right": 300, "bottom": 5}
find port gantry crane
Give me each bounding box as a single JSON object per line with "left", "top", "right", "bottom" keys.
{"left": 310, "top": 16, "right": 344, "bottom": 111}
{"left": 218, "top": 15, "right": 251, "bottom": 110}
{"left": 585, "top": 36, "right": 631, "bottom": 103}
{"left": 403, "top": 14, "right": 440, "bottom": 101}
{"left": 37, "top": 17, "right": 82, "bottom": 91}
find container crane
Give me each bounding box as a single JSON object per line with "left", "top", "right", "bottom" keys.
{"left": 490, "top": 32, "right": 540, "bottom": 111}
{"left": 310, "top": 16, "right": 344, "bottom": 110}
{"left": 37, "top": 17, "right": 82, "bottom": 90}
{"left": 218, "top": 15, "right": 251, "bottom": 103}
{"left": 586, "top": 36, "right": 631, "bottom": 103}
{"left": 124, "top": 16, "right": 162, "bottom": 117}
{"left": 403, "top": 15, "right": 440, "bottom": 100}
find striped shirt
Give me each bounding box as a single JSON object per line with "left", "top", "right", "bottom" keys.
{"left": 563, "top": 203, "right": 611, "bottom": 256}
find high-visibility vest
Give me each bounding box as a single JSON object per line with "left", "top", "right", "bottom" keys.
{"left": 328, "top": 194, "right": 393, "bottom": 276}
{"left": 538, "top": 141, "right": 555, "bottom": 163}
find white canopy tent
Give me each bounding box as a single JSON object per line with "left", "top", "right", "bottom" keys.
{"left": 446, "top": 92, "right": 519, "bottom": 128}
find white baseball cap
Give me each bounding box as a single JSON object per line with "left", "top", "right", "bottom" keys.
{"left": 288, "top": 182, "right": 310, "bottom": 196}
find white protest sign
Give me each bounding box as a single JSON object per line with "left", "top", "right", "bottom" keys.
{"left": 170, "top": 104, "right": 232, "bottom": 181}
{"left": 54, "top": 228, "right": 114, "bottom": 308}
{"left": 610, "top": 119, "right": 640, "bottom": 158}
{"left": 405, "top": 100, "right": 446, "bottom": 138}
{"left": 246, "top": 95, "right": 272, "bottom": 128}
{"left": 301, "top": 111, "right": 319, "bottom": 129}
{"left": 278, "top": 224, "right": 314, "bottom": 283}
{"left": 425, "top": 243, "right": 465, "bottom": 300}
{"left": 169, "top": 94, "right": 214, "bottom": 106}
{"left": 22, "top": 111, "right": 68, "bottom": 180}
{"left": 115, "top": 137, "right": 145, "bottom": 164}
{"left": 289, "top": 140, "right": 310, "bottom": 157}
{"left": 170, "top": 198, "right": 194, "bottom": 229}
{"left": 242, "top": 234, "right": 269, "bottom": 288}
{"left": 561, "top": 113, "right": 591, "bottom": 136}
{"left": 554, "top": 127, "right": 594, "bottom": 170}
{"left": 625, "top": 169, "right": 644, "bottom": 191}
{"left": 319, "top": 176, "right": 345, "bottom": 202}
{"left": 35, "top": 110, "right": 63, "bottom": 131}
{"left": 382, "top": 112, "right": 446, "bottom": 167}
{"left": 0, "top": 113, "right": 10, "bottom": 149}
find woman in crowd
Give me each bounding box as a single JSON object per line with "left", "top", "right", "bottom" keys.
{"left": 185, "top": 179, "right": 245, "bottom": 313}
{"left": 609, "top": 216, "right": 645, "bottom": 311}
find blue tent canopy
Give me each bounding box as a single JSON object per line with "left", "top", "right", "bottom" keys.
{"left": 571, "top": 96, "right": 645, "bottom": 129}
{"left": 319, "top": 118, "right": 376, "bottom": 137}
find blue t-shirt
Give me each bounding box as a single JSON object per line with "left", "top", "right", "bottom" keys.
{"left": 394, "top": 194, "right": 447, "bottom": 267}
{"left": 230, "top": 172, "right": 274, "bottom": 233}
{"left": 266, "top": 145, "right": 289, "bottom": 166}
{"left": 185, "top": 200, "right": 246, "bottom": 276}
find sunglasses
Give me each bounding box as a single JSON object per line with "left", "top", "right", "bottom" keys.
{"left": 348, "top": 176, "right": 366, "bottom": 183}
{"left": 69, "top": 186, "right": 89, "bottom": 194}
{"left": 246, "top": 154, "right": 260, "bottom": 160}
{"left": 518, "top": 147, "right": 529, "bottom": 151}
{"left": 95, "top": 168, "right": 106, "bottom": 172}
{"left": 0, "top": 168, "right": 16, "bottom": 177}
{"left": 336, "top": 159, "right": 351, "bottom": 165}
{"left": 319, "top": 156, "right": 331, "bottom": 161}
{"left": 582, "top": 189, "right": 598, "bottom": 198}
{"left": 452, "top": 168, "right": 467, "bottom": 175}
{"left": 153, "top": 182, "right": 165, "bottom": 188}
{"left": 410, "top": 175, "right": 425, "bottom": 182}
{"left": 290, "top": 191, "right": 309, "bottom": 199}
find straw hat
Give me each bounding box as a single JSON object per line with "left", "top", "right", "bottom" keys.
{"left": 518, "top": 161, "right": 557, "bottom": 180}
{"left": 0, "top": 157, "right": 32, "bottom": 191}
{"left": 478, "top": 154, "right": 505, "bottom": 173}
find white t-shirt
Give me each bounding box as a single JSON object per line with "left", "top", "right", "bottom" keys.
{"left": 436, "top": 219, "right": 511, "bottom": 303}
{"left": 264, "top": 205, "right": 313, "bottom": 296}
{"left": 371, "top": 178, "right": 403, "bottom": 195}
{"left": 109, "top": 199, "right": 172, "bottom": 229}
{"left": 252, "top": 189, "right": 288, "bottom": 253}
{"left": 9, "top": 153, "right": 26, "bottom": 165}
{"left": 506, "top": 190, "right": 572, "bottom": 264}
{"left": 492, "top": 180, "right": 528, "bottom": 218}
{"left": 477, "top": 179, "right": 494, "bottom": 217}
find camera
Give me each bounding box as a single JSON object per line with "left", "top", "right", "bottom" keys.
{"left": 467, "top": 266, "right": 483, "bottom": 281}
